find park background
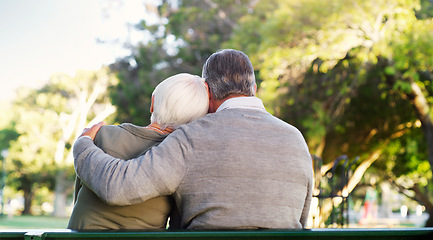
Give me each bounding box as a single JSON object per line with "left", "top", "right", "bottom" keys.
{"left": 0, "top": 0, "right": 432, "bottom": 229}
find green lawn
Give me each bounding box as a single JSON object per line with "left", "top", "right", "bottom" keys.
{"left": 0, "top": 215, "right": 69, "bottom": 229}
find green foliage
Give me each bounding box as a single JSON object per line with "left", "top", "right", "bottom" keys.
{"left": 416, "top": 0, "right": 433, "bottom": 19}
{"left": 0, "top": 103, "right": 20, "bottom": 151}
{"left": 0, "top": 126, "right": 19, "bottom": 153}
{"left": 8, "top": 88, "right": 61, "bottom": 189}
{"left": 109, "top": 0, "right": 254, "bottom": 125}
{"left": 4, "top": 68, "right": 116, "bottom": 214}
{"left": 228, "top": 0, "right": 432, "bottom": 157}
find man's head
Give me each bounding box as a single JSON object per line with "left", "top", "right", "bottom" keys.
{"left": 202, "top": 49, "right": 256, "bottom": 102}
{"left": 151, "top": 73, "right": 209, "bottom": 129}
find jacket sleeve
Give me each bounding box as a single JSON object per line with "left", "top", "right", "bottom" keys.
{"left": 73, "top": 130, "right": 188, "bottom": 206}
{"left": 300, "top": 176, "right": 313, "bottom": 228}
{"left": 73, "top": 176, "right": 82, "bottom": 203}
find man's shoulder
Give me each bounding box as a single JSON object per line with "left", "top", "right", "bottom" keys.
{"left": 173, "top": 108, "right": 301, "bottom": 135}
{"left": 220, "top": 108, "right": 294, "bottom": 127}
{"left": 204, "top": 108, "right": 270, "bottom": 120}
{"left": 178, "top": 109, "right": 292, "bottom": 128}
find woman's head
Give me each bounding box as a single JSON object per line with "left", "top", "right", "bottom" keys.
{"left": 150, "top": 73, "right": 209, "bottom": 129}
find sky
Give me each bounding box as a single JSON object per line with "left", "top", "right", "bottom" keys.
{"left": 0, "top": 0, "right": 152, "bottom": 102}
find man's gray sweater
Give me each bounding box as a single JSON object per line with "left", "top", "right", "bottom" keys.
{"left": 74, "top": 107, "right": 313, "bottom": 229}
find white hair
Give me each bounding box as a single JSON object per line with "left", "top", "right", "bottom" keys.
{"left": 150, "top": 73, "right": 209, "bottom": 129}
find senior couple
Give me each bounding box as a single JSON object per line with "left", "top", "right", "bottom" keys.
{"left": 69, "top": 49, "right": 313, "bottom": 230}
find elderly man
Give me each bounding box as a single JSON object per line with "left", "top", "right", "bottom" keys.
{"left": 73, "top": 49, "right": 313, "bottom": 229}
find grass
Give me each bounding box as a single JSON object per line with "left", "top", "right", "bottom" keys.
{"left": 0, "top": 215, "right": 70, "bottom": 229}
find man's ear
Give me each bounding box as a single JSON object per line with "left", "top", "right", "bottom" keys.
{"left": 150, "top": 95, "right": 154, "bottom": 113}
{"left": 205, "top": 82, "right": 216, "bottom": 113}
{"left": 254, "top": 83, "right": 257, "bottom": 94}
{"left": 204, "top": 82, "right": 212, "bottom": 100}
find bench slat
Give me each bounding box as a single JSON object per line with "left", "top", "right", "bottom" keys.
{"left": 17, "top": 228, "right": 433, "bottom": 240}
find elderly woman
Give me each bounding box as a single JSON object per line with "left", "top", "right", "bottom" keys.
{"left": 68, "top": 73, "right": 209, "bottom": 230}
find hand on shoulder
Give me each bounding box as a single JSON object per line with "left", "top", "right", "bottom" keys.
{"left": 80, "top": 122, "right": 106, "bottom": 140}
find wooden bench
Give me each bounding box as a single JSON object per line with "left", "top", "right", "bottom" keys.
{"left": 0, "top": 228, "right": 432, "bottom": 240}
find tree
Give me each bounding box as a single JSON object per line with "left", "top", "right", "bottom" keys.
{"left": 6, "top": 68, "right": 116, "bottom": 216}
{"left": 227, "top": 0, "right": 433, "bottom": 226}
{"left": 380, "top": 12, "right": 433, "bottom": 226}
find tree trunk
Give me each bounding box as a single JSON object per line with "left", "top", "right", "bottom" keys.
{"left": 393, "top": 181, "right": 433, "bottom": 227}
{"left": 426, "top": 212, "right": 433, "bottom": 227}
{"left": 405, "top": 80, "right": 433, "bottom": 227}
{"left": 412, "top": 184, "right": 433, "bottom": 227}
{"left": 407, "top": 81, "right": 433, "bottom": 177}
{"left": 379, "top": 182, "right": 392, "bottom": 218}
{"left": 53, "top": 170, "right": 67, "bottom": 217}
{"left": 22, "top": 187, "right": 33, "bottom": 215}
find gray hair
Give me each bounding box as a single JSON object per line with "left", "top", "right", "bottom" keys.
{"left": 150, "top": 73, "right": 209, "bottom": 129}
{"left": 202, "top": 49, "right": 255, "bottom": 100}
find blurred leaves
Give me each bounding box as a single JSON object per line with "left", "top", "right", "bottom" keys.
{"left": 2, "top": 68, "right": 117, "bottom": 214}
